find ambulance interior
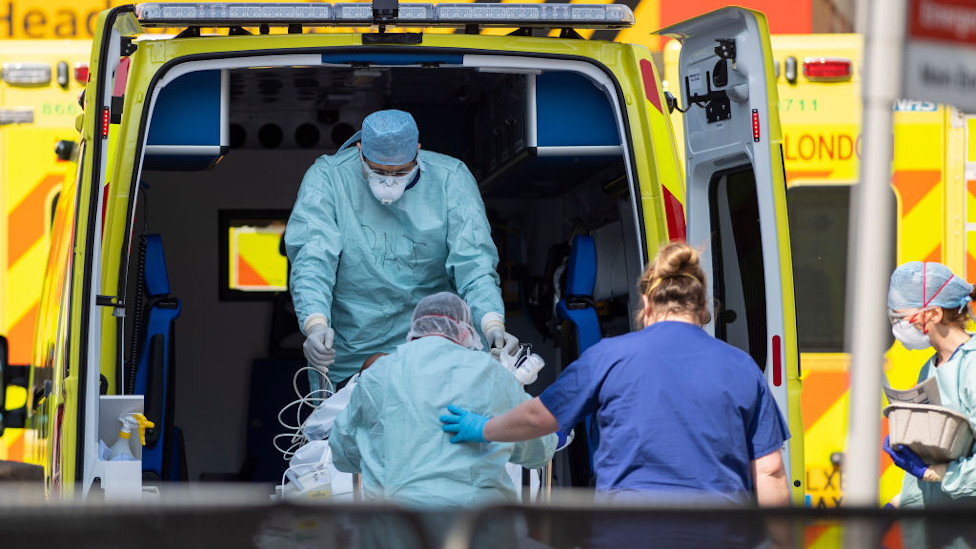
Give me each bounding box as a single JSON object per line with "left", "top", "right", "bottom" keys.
{"left": 123, "top": 62, "right": 646, "bottom": 486}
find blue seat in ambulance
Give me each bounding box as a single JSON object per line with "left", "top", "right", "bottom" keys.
{"left": 131, "top": 234, "right": 186, "bottom": 481}
{"left": 555, "top": 216, "right": 643, "bottom": 487}
{"left": 556, "top": 234, "right": 601, "bottom": 487}
{"left": 557, "top": 235, "right": 601, "bottom": 353}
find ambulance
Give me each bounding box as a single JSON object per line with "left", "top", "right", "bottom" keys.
{"left": 667, "top": 33, "right": 973, "bottom": 509}
{"left": 0, "top": 2, "right": 804, "bottom": 501}
{"left": 0, "top": 40, "right": 91, "bottom": 462}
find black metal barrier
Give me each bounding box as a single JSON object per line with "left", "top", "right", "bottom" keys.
{"left": 442, "top": 502, "right": 976, "bottom": 549}
{"left": 0, "top": 489, "right": 435, "bottom": 549}
{"left": 1, "top": 487, "right": 976, "bottom": 549}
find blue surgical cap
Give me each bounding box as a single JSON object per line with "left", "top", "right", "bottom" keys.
{"left": 360, "top": 109, "right": 419, "bottom": 166}
{"left": 887, "top": 261, "right": 974, "bottom": 312}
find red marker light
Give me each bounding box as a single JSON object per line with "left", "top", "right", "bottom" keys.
{"left": 74, "top": 63, "right": 89, "bottom": 84}
{"left": 803, "top": 58, "right": 852, "bottom": 81}
{"left": 752, "top": 109, "right": 760, "bottom": 142}
{"left": 772, "top": 335, "right": 782, "bottom": 387}
{"left": 102, "top": 107, "right": 110, "bottom": 138}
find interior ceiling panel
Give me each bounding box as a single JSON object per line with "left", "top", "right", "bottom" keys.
{"left": 227, "top": 66, "right": 485, "bottom": 111}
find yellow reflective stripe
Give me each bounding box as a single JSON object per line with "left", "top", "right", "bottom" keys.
{"left": 6, "top": 239, "right": 46, "bottom": 325}
{"left": 805, "top": 525, "right": 843, "bottom": 549}
{"left": 968, "top": 118, "right": 976, "bottom": 163}
{"left": 0, "top": 429, "right": 26, "bottom": 462}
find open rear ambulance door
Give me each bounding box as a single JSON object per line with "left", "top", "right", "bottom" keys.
{"left": 659, "top": 7, "right": 804, "bottom": 503}
{"left": 69, "top": 6, "right": 142, "bottom": 496}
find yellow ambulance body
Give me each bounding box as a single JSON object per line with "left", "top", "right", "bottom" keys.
{"left": 0, "top": 39, "right": 90, "bottom": 462}
{"left": 0, "top": 3, "right": 803, "bottom": 503}
{"left": 668, "top": 33, "right": 969, "bottom": 511}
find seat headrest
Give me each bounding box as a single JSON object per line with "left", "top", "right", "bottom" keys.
{"left": 564, "top": 235, "right": 596, "bottom": 297}
{"left": 591, "top": 221, "right": 635, "bottom": 302}
{"left": 144, "top": 234, "right": 172, "bottom": 297}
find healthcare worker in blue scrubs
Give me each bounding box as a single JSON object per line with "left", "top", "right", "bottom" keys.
{"left": 885, "top": 261, "right": 976, "bottom": 508}
{"left": 329, "top": 292, "right": 556, "bottom": 507}
{"left": 442, "top": 242, "right": 791, "bottom": 506}
{"left": 286, "top": 110, "right": 519, "bottom": 389}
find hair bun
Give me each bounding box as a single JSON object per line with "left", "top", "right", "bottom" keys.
{"left": 636, "top": 241, "right": 710, "bottom": 327}
{"left": 654, "top": 242, "right": 701, "bottom": 279}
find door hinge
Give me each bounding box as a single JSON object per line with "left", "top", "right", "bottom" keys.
{"left": 96, "top": 295, "right": 126, "bottom": 317}
{"left": 714, "top": 38, "right": 736, "bottom": 63}
{"left": 121, "top": 36, "right": 138, "bottom": 57}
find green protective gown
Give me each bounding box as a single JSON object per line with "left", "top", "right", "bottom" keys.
{"left": 285, "top": 147, "right": 504, "bottom": 383}
{"left": 328, "top": 336, "right": 556, "bottom": 507}
{"left": 899, "top": 335, "right": 976, "bottom": 507}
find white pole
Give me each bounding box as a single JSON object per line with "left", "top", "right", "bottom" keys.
{"left": 855, "top": 0, "right": 870, "bottom": 34}
{"left": 844, "top": 0, "right": 907, "bottom": 513}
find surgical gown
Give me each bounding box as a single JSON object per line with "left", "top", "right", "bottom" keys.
{"left": 285, "top": 147, "right": 504, "bottom": 382}
{"left": 328, "top": 336, "right": 557, "bottom": 507}
{"left": 899, "top": 335, "right": 976, "bottom": 507}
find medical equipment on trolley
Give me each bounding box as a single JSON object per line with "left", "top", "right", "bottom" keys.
{"left": 279, "top": 440, "right": 334, "bottom": 501}
{"left": 498, "top": 343, "right": 546, "bottom": 386}
{"left": 274, "top": 367, "right": 357, "bottom": 501}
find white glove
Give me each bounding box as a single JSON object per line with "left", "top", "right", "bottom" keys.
{"left": 482, "top": 312, "right": 519, "bottom": 357}
{"left": 303, "top": 321, "right": 336, "bottom": 375}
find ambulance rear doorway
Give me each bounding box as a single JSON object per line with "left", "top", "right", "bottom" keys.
{"left": 127, "top": 59, "right": 645, "bottom": 485}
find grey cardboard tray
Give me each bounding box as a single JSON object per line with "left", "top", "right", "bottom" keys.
{"left": 884, "top": 403, "right": 975, "bottom": 464}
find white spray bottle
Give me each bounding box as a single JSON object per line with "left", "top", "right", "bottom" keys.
{"left": 109, "top": 413, "right": 154, "bottom": 461}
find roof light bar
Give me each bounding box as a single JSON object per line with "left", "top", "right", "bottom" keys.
{"left": 334, "top": 2, "right": 437, "bottom": 23}
{"left": 134, "top": 2, "right": 635, "bottom": 29}
{"left": 2, "top": 62, "right": 52, "bottom": 86}
{"left": 433, "top": 3, "right": 634, "bottom": 26}
{"left": 135, "top": 3, "right": 336, "bottom": 26}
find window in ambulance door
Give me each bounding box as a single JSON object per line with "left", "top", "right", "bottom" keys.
{"left": 709, "top": 167, "right": 766, "bottom": 370}
{"left": 786, "top": 184, "right": 895, "bottom": 352}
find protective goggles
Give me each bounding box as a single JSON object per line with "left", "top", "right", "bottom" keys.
{"left": 361, "top": 154, "right": 418, "bottom": 177}
{"left": 887, "top": 308, "right": 933, "bottom": 326}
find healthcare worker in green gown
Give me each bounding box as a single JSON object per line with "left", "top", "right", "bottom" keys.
{"left": 285, "top": 110, "right": 519, "bottom": 390}
{"left": 329, "top": 292, "right": 556, "bottom": 507}
{"left": 885, "top": 261, "right": 976, "bottom": 507}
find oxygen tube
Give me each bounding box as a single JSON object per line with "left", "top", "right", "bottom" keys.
{"left": 109, "top": 413, "right": 155, "bottom": 461}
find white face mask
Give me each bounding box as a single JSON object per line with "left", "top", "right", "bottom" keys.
{"left": 892, "top": 320, "right": 931, "bottom": 350}
{"left": 361, "top": 158, "right": 418, "bottom": 205}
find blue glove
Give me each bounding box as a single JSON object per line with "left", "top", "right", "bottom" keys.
{"left": 440, "top": 405, "right": 488, "bottom": 443}
{"left": 883, "top": 435, "right": 928, "bottom": 479}
{"left": 556, "top": 429, "right": 574, "bottom": 451}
